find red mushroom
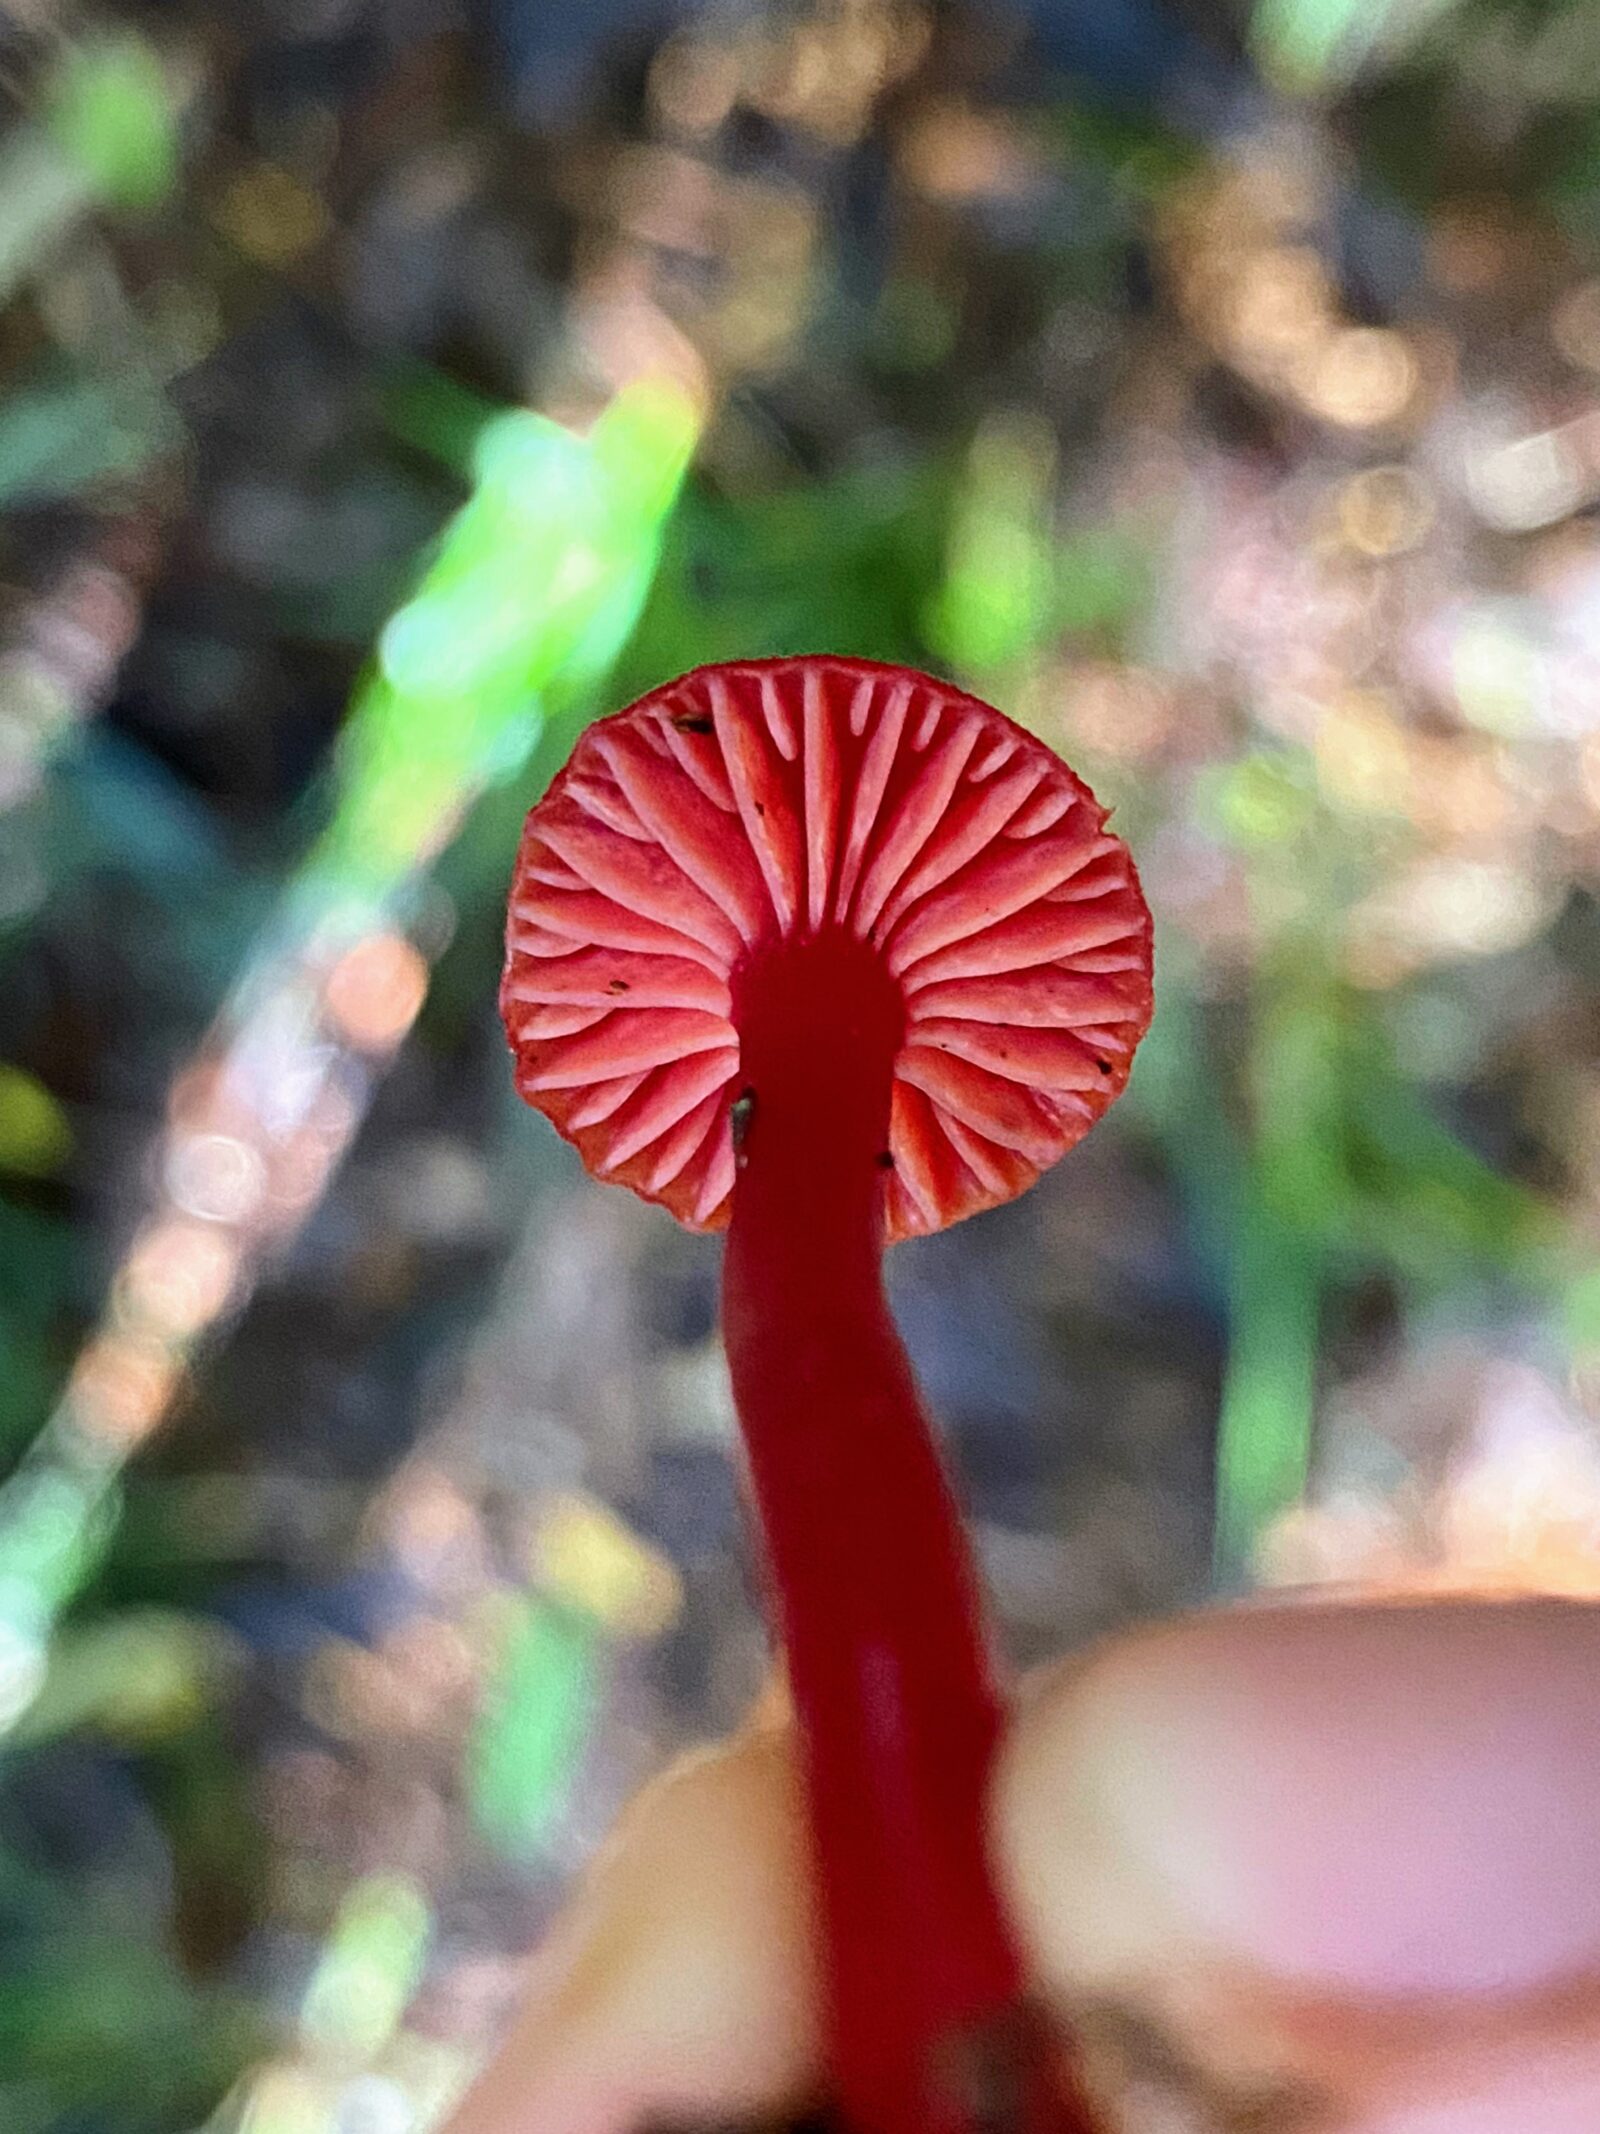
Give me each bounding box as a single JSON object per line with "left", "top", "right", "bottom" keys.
{"left": 501, "top": 657, "right": 1153, "bottom": 2133}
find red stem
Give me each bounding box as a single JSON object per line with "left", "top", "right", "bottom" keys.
{"left": 722, "top": 933, "right": 1092, "bottom": 2133}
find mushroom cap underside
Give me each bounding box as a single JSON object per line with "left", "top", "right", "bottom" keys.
{"left": 501, "top": 656, "right": 1153, "bottom": 1237}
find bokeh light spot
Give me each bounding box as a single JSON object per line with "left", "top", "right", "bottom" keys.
{"left": 1338, "top": 466, "right": 1434, "bottom": 556}
{"left": 165, "top": 1131, "right": 268, "bottom": 1225}
{"left": 323, "top": 936, "right": 428, "bottom": 1054}
{"left": 116, "top": 1218, "right": 241, "bottom": 1338}
{"left": 1298, "top": 328, "right": 1417, "bottom": 428}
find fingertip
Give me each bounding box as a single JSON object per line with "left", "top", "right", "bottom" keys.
{"left": 992, "top": 1596, "right": 1600, "bottom": 2123}
{"left": 1004, "top": 1596, "right": 1600, "bottom": 1998}
{"left": 444, "top": 1724, "right": 821, "bottom": 2134}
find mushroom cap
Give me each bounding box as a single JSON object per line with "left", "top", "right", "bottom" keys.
{"left": 501, "top": 657, "right": 1152, "bottom": 1238}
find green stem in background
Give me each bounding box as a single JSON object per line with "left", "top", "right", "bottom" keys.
{"left": 1129, "top": 972, "right": 1322, "bottom": 1583}
{"left": 0, "top": 376, "right": 701, "bottom": 1741}
{"left": 1212, "top": 1169, "right": 1320, "bottom": 1584}
{"left": 0, "top": 36, "right": 178, "bottom": 306}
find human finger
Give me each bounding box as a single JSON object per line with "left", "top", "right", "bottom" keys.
{"left": 995, "top": 1595, "right": 1600, "bottom": 2130}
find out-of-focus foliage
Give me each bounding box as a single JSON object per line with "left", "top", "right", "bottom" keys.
{"left": 6, "top": 1, "right": 1600, "bottom": 2129}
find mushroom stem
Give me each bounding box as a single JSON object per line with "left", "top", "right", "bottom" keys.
{"left": 723, "top": 933, "right": 1086, "bottom": 2133}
